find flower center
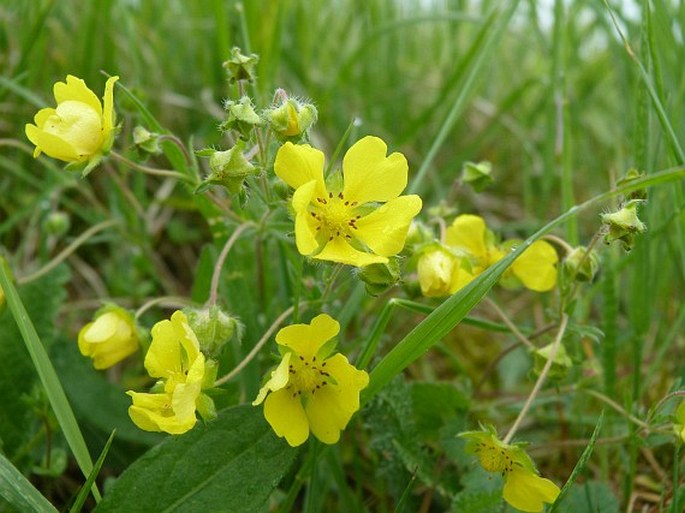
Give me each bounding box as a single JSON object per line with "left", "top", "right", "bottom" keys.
{"left": 288, "top": 354, "right": 331, "bottom": 397}
{"left": 473, "top": 441, "right": 514, "bottom": 475}
{"left": 311, "top": 192, "right": 360, "bottom": 241}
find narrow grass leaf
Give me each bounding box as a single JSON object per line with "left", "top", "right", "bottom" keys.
{"left": 0, "top": 453, "right": 58, "bottom": 513}
{"left": 69, "top": 430, "right": 116, "bottom": 513}
{"left": 548, "top": 410, "right": 605, "bottom": 513}
{"left": 0, "top": 257, "right": 99, "bottom": 501}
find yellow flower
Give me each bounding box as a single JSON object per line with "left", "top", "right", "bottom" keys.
{"left": 127, "top": 311, "right": 208, "bottom": 435}
{"left": 25, "top": 75, "right": 119, "bottom": 173}
{"left": 446, "top": 214, "right": 558, "bottom": 292}
{"left": 460, "top": 428, "right": 560, "bottom": 513}
{"left": 253, "top": 313, "right": 369, "bottom": 447}
{"left": 274, "top": 136, "right": 422, "bottom": 267}
{"left": 78, "top": 306, "right": 139, "bottom": 369}
{"left": 417, "top": 246, "right": 473, "bottom": 297}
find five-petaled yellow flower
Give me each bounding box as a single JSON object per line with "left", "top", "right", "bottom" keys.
{"left": 274, "top": 136, "right": 422, "bottom": 267}
{"left": 446, "top": 214, "right": 558, "bottom": 292}
{"left": 253, "top": 313, "right": 369, "bottom": 447}
{"left": 460, "top": 427, "right": 560, "bottom": 513}
{"left": 127, "top": 311, "right": 210, "bottom": 435}
{"left": 78, "top": 306, "right": 139, "bottom": 369}
{"left": 25, "top": 74, "right": 119, "bottom": 174}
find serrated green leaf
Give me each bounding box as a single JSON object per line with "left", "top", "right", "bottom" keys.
{"left": 94, "top": 405, "right": 299, "bottom": 513}
{"left": 0, "top": 452, "right": 58, "bottom": 513}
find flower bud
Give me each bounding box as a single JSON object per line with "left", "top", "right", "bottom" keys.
{"left": 462, "top": 160, "right": 494, "bottom": 192}
{"left": 417, "top": 246, "right": 472, "bottom": 297}
{"left": 220, "top": 96, "right": 262, "bottom": 139}
{"left": 563, "top": 246, "right": 600, "bottom": 282}
{"left": 196, "top": 392, "right": 217, "bottom": 423}
{"left": 357, "top": 258, "right": 401, "bottom": 296}
{"left": 532, "top": 342, "right": 573, "bottom": 381}
{"left": 616, "top": 168, "right": 647, "bottom": 200}
{"left": 25, "top": 75, "right": 119, "bottom": 176}
{"left": 132, "top": 126, "right": 162, "bottom": 155}
{"left": 222, "top": 47, "right": 259, "bottom": 83}
{"left": 601, "top": 199, "right": 647, "bottom": 251}
{"left": 184, "top": 305, "right": 241, "bottom": 357}
{"left": 197, "top": 140, "right": 258, "bottom": 194}
{"left": 267, "top": 95, "right": 317, "bottom": 141}
{"left": 78, "top": 305, "right": 140, "bottom": 369}
{"left": 43, "top": 211, "right": 71, "bottom": 238}
{"left": 403, "top": 220, "right": 435, "bottom": 251}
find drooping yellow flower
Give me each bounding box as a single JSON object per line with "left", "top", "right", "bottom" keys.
{"left": 25, "top": 75, "right": 119, "bottom": 173}
{"left": 253, "top": 313, "right": 369, "bottom": 447}
{"left": 127, "top": 311, "right": 210, "bottom": 435}
{"left": 417, "top": 246, "right": 473, "bottom": 297}
{"left": 274, "top": 136, "right": 422, "bottom": 267}
{"left": 78, "top": 306, "right": 139, "bottom": 369}
{"left": 446, "top": 214, "right": 558, "bottom": 292}
{"left": 460, "top": 427, "right": 560, "bottom": 513}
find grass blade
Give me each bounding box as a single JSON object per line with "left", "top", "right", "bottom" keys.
{"left": 0, "top": 453, "right": 58, "bottom": 513}
{"left": 0, "top": 256, "right": 100, "bottom": 502}
{"left": 69, "top": 431, "right": 116, "bottom": 513}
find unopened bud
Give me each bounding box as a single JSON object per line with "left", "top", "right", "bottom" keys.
{"left": 132, "top": 126, "right": 162, "bottom": 155}
{"left": 532, "top": 342, "right": 573, "bottom": 381}
{"left": 197, "top": 140, "right": 258, "bottom": 194}
{"left": 563, "top": 246, "right": 600, "bottom": 282}
{"left": 184, "top": 305, "right": 241, "bottom": 357}
{"left": 220, "top": 96, "right": 262, "bottom": 139}
{"left": 267, "top": 94, "right": 317, "bottom": 141}
{"left": 462, "top": 161, "right": 494, "bottom": 192}
{"left": 357, "top": 258, "right": 401, "bottom": 296}
{"left": 43, "top": 211, "right": 70, "bottom": 238}
{"left": 601, "top": 199, "right": 647, "bottom": 251}
{"left": 222, "top": 47, "right": 259, "bottom": 83}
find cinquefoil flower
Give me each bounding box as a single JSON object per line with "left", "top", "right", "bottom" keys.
{"left": 274, "top": 136, "right": 422, "bottom": 267}
{"left": 446, "top": 214, "right": 558, "bottom": 292}
{"left": 127, "top": 311, "right": 211, "bottom": 435}
{"left": 25, "top": 75, "right": 118, "bottom": 174}
{"left": 460, "top": 427, "right": 560, "bottom": 513}
{"left": 253, "top": 313, "right": 369, "bottom": 447}
{"left": 78, "top": 306, "right": 139, "bottom": 369}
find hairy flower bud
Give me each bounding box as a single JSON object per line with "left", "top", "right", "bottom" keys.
{"left": 601, "top": 199, "right": 647, "bottom": 251}
{"left": 267, "top": 95, "right": 317, "bottom": 141}
{"left": 197, "top": 140, "right": 258, "bottom": 194}
{"left": 184, "top": 305, "right": 241, "bottom": 357}
{"left": 462, "top": 160, "right": 494, "bottom": 192}
{"left": 222, "top": 47, "right": 259, "bottom": 83}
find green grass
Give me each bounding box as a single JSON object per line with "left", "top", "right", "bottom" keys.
{"left": 1, "top": 0, "right": 684, "bottom": 512}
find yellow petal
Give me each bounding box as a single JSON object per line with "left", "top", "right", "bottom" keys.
{"left": 145, "top": 318, "right": 182, "bottom": 379}
{"left": 274, "top": 142, "right": 327, "bottom": 198}
{"left": 292, "top": 180, "right": 320, "bottom": 255}
{"left": 511, "top": 240, "right": 558, "bottom": 292}
{"left": 503, "top": 469, "right": 560, "bottom": 513}
{"left": 341, "top": 136, "right": 408, "bottom": 204}
{"left": 417, "top": 250, "right": 472, "bottom": 297}
{"left": 25, "top": 123, "right": 79, "bottom": 162}
{"left": 170, "top": 310, "right": 201, "bottom": 364}
{"left": 50, "top": 101, "right": 103, "bottom": 157}
{"left": 101, "top": 76, "right": 119, "bottom": 148}
{"left": 34, "top": 107, "right": 57, "bottom": 127}
{"left": 172, "top": 380, "right": 202, "bottom": 423}
{"left": 127, "top": 391, "right": 197, "bottom": 435}
{"left": 263, "top": 388, "right": 310, "bottom": 446}
{"left": 53, "top": 75, "right": 102, "bottom": 114}
{"left": 275, "top": 314, "right": 339, "bottom": 358}
{"left": 253, "top": 352, "right": 292, "bottom": 405}
{"left": 445, "top": 214, "right": 488, "bottom": 259}
{"left": 354, "top": 195, "right": 422, "bottom": 257}
{"left": 81, "top": 311, "right": 121, "bottom": 343}
{"left": 305, "top": 353, "right": 368, "bottom": 444}
{"left": 314, "top": 237, "right": 388, "bottom": 266}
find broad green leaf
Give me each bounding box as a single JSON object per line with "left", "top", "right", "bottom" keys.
{"left": 451, "top": 490, "right": 502, "bottom": 513}
{"left": 0, "top": 452, "right": 58, "bottom": 513}
{"left": 555, "top": 481, "right": 619, "bottom": 513}
{"left": 94, "top": 405, "right": 299, "bottom": 513}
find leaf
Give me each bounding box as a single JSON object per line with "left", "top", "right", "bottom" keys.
{"left": 555, "top": 481, "right": 619, "bottom": 513}
{"left": 0, "top": 264, "right": 69, "bottom": 461}
{"left": 0, "top": 452, "right": 58, "bottom": 513}
{"left": 94, "top": 405, "right": 299, "bottom": 513}
{"left": 451, "top": 490, "right": 502, "bottom": 513}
